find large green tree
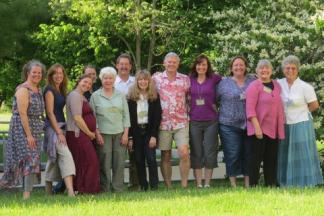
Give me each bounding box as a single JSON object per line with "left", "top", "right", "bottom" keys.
{"left": 3, "top": 0, "right": 323, "bottom": 138}
{"left": 33, "top": 0, "right": 221, "bottom": 75}
{"left": 0, "top": 0, "right": 50, "bottom": 106}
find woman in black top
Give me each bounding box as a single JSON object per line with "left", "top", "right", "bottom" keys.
{"left": 127, "top": 70, "right": 162, "bottom": 191}
{"left": 43, "top": 63, "right": 75, "bottom": 196}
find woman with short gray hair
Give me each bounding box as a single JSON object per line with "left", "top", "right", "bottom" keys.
{"left": 90, "top": 66, "right": 130, "bottom": 192}
{"left": 245, "top": 59, "right": 285, "bottom": 187}
{"left": 277, "top": 55, "right": 323, "bottom": 187}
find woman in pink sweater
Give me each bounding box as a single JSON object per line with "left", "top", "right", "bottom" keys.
{"left": 246, "top": 59, "right": 285, "bottom": 187}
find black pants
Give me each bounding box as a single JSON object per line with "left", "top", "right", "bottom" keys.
{"left": 128, "top": 150, "right": 139, "bottom": 186}
{"left": 134, "top": 128, "right": 158, "bottom": 190}
{"left": 248, "top": 135, "right": 278, "bottom": 187}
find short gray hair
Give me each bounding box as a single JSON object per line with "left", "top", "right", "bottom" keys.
{"left": 22, "top": 59, "right": 46, "bottom": 81}
{"left": 99, "top": 67, "right": 117, "bottom": 80}
{"left": 282, "top": 55, "right": 300, "bottom": 71}
{"left": 164, "top": 52, "right": 180, "bottom": 62}
{"left": 256, "top": 59, "right": 273, "bottom": 71}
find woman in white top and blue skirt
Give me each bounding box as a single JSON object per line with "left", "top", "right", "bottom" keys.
{"left": 277, "top": 55, "right": 323, "bottom": 187}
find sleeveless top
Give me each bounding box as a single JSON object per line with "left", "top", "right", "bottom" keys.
{"left": 43, "top": 85, "right": 65, "bottom": 123}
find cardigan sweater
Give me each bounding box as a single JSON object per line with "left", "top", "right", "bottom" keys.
{"left": 128, "top": 96, "right": 162, "bottom": 140}
{"left": 246, "top": 79, "right": 285, "bottom": 139}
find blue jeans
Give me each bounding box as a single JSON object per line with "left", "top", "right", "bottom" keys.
{"left": 219, "top": 124, "right": 249, "bottom": 177}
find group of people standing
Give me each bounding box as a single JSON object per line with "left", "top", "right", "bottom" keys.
{"left": 0, "top": 52, "right": 322, "bottom": 200}
{"left": 218, "top": 56, "right": 322, "bottom": 188}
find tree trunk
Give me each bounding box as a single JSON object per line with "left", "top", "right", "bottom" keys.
{"left": 135, "top": 0, "right": 141, "bottom": 71}
{"left": 147, "top": 0, "right": 157, "bottom": 71}
{"left": 136, "top": 30, "right": 141, "bottom": 71}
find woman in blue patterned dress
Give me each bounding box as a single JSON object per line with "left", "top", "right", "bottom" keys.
{"left": 0, "top": 60, "right": 45, "bottom": 199}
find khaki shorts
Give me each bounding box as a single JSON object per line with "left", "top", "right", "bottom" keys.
{"left": 158, "top": 126, "right": 189, "bottom": 150}
{"left": 45, "top": 142, "right": 76, "bottom": 182}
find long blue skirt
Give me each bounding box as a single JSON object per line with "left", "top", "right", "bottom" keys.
{"left": 277, "top": 119, "right": 323, "bottom": 187}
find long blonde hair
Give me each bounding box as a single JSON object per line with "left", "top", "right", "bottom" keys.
{"left": 128, "top": 70, "right": 158, "bottom": 102}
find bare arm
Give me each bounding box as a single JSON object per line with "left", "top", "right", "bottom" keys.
{"left": 45, "top": 91, "right": 66, "bottom": 144}
{"left": 16, "top": 88, "right": 35, "bottom": 149}
{"left": 73, "top": 115, "right": 95, "bottom": 140}
{"left": 308, "top": 100, "right": 319, "bottom": 112}
{"left": 95, "top": 129, "right": 104, "bottom": 145}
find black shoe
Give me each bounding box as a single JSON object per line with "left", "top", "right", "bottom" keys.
{"left": 150, "top": 185, "right": 158, "bottom": 191}
{"left": 52, "top": 181, "right": 66, "bottom": 194}
{"left": 141, "top": 187, "right": 148, "bottom": 191}
{"left": 128, "top": 184, "right": 140, "bottom": 191}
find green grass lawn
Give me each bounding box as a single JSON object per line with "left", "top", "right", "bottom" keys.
{"left": 0, "top": 183, "right": 324, "bottom": 215}
{"left": 0, "top": 112, "right": 10, "bottom": 131}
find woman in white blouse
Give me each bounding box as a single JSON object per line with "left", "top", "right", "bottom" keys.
{"left": 277, "top": 55, "right": 323, "bottom": 187}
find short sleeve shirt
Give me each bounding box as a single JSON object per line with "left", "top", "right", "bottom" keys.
{"left": 217, "top": 74, "right": 256, "bottom": 129}
{"left": 114, "top": 75, "right": 135, "bottom": 95}
{"left": 66, "top": 90, "right": 86, "bottom": 135}
{"left": 90, "top": 88, "right": 131, "bottom": 134}
{"left": 278, "top": 77, "right": 317, "bottom": 124}
{"left": 152, "top": 71, "right": 190, "bottom": 130}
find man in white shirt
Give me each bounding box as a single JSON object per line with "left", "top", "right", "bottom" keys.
{"left": 114, "top": 53, "right": 137, "bottom": 189}
{"left": 114, "top": 53, "right": 135, "bottom": 94}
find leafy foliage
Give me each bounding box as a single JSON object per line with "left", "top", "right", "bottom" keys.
{"left": 0, "top": 0, "right": 50, "bottom": 106}
{"left": 1, "top": 0, "right": 323, "bottom": 138}
{"left": 207, "top": 0, "right": 324, "bottom": 138}
{"left": 33, "top": 0, "right": 220, "bottom": 72}
{"left": 0, "top": 0, "right": 47, "bottom": 58}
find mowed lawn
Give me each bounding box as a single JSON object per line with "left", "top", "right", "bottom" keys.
{"left": 1, "top": 111, "right": 324, "bottom": 215}
{"left": 0, "top": 112, "right": 10, "bottom": 131}
{"left": 1, "top": 183, "right": 324, "bottom": 216}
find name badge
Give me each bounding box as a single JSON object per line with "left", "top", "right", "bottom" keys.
{"left": 196, "top": 98, "right": 205, "bottom": 106}
{"left": 108, "top": 106, "right": 120, "bottom": 113}
{"left": 240, "top": 92, "right": 246, "bottom": 100}
{"left": 263, "top": 86, "right": 272, "bottom": 93}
